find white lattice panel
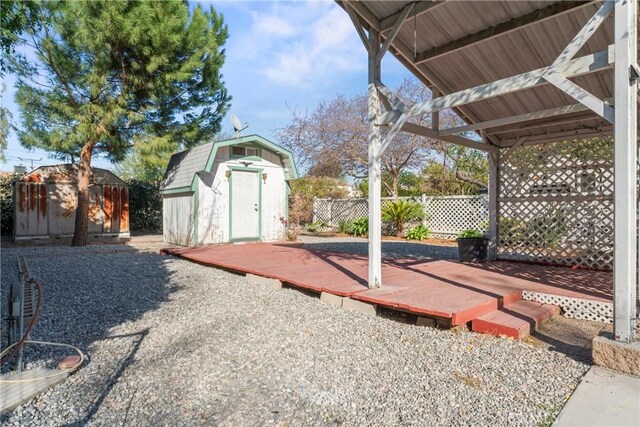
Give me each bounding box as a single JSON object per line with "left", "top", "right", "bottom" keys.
{"left": 424, "top": 196, "right": 488, "bottom": 239}
{"left": 522, "top": 291, "right": 613, "bottom": 323}
{"left": 313, "top": 195, "right": 488, "bottom": 239}
{"left": 498, "top": 139, "right": 613, "bottom": 270}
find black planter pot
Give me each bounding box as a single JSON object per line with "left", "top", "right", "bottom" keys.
{"left": 456, "top": 237, "right": 488, "bottom": 263}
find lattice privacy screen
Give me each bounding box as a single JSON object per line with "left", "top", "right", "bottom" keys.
{"left": 313, "top": 195, "right": 488, "bottom": 239}
{"left": 498, "top": 138, "right": 614, "bottom": 270}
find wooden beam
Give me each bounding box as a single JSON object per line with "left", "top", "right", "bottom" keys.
{"left": 613, "top": 0, "right": 638, "bottom": 343}
{"left": 380, "top": 46, "right": 613, "bottom": 126}
{"left": 544, "top": 71, "right": 614, "bottom": 123}
{"left": 340, "top": 0, "right": 380, "bottom": 32}
{"left": 487, "top": 112, "right": 604, "bottom": 135}
{"left": 439, "top": 103, "right": 592, "bottom": 136}
{"left": 498, "top": 126, "right": 613, "bottom": 147}
{"left": 488, "top": 148, "right": 498, "bottom": 260}
{"left": 400, "top": 122, "right": 499, "bottom": 154}
{"left": 377, "top": 3, "right": 413, "bottom": 62}
{"left": 375, "top": 81, "right": 413, "bottom": 111}
{"left": 379, "top": 46, "right": 613, "bottom": 155}
{"left": 551, "top": 0, "right": 613, "bottom": 66}
{"left": 414, "top": 1, "right": 595, "bottom": 64}
{"left": 344, "top": 2, "right": 371, "bottom": 50}
{"left": 431, "top": 87, "right": 440, "bottom": 130}
{"left": 367, "top": 27, "right": 382, "bottom": 289}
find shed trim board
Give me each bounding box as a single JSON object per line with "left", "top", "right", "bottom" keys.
{"left": 227, "top": 166, "right": 264, "bottom": 242}
{"left": 339, "top": 0, "right": 638, "bottom": 343}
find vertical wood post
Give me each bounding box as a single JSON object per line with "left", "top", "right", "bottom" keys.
{"left": 368, "top": 28, "right": 382, "bottom": 288}
{"left": 613, "top": 0, "right": 638, "bottom": 343}
{"left": 421, "top": 193, "right": 428, "bottom": 227}
{"left": 431, "top": 87, "right": 440, "bottom": 130}
{"left": 488, "top": 150, "right": 499, "bottom": 261}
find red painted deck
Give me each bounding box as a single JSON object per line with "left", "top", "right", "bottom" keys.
{"left": 162, "top": 242, "right": 613, "bottom": 327}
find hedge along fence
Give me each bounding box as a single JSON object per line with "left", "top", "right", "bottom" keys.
{"left": 312, "top": 195, "right": 489, "bottom": 239}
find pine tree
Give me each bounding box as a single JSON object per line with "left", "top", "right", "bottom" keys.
{"left": 12, "top": 0, "right": 231, "bottom": 245}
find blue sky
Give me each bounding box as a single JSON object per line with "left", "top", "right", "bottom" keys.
{"left": 1, "top": 0, "right": 413, "bottom": 172}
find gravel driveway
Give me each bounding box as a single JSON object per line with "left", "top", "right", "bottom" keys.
{"left": 1, "top": 243, "right": 588, "bottom": 426}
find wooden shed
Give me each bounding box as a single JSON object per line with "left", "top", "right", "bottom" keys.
{"left": 160, "top": 135, "right": 297, "bottom": 246}
{"left": 14, "top": 164, "right": 130, "bottom": 242}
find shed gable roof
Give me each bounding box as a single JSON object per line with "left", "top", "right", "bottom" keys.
{"left": 20, "top": 164, "right": 126, "bottom": 185}
{"left": 160, "top": 135, "right": 297, "bottom": 193}
{"left": 161, "top": 141, "right": 215, "bottom": 192}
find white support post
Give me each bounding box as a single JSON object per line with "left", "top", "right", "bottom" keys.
{"left": 431, "top": 87, "right": 440, "bottom": 131}
{"left": 488, "top": 149, "right": 499, "bottom": 261}
{"left": 613, "top": 0, "right": 638, "bottom": 343}
{"left": 368, "top": 28, "right": 382, "bottom": 289}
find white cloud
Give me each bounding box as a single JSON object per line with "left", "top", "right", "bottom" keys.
{"left": 229, "top": 1, "right": 365, "bottom": 89}
{"left": 251, "top": 12, "right": 295, "bottom": 37}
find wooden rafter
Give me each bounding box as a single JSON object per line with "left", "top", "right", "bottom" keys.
{"left": 439, "top": 103, "right": 593, "bottom": 136}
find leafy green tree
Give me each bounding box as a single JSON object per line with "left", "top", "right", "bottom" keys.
{"left": 12, "top": 0, "right": 231, "bottom": 245}
{"left": 1, "top": 0, "right": 44, "bottom": 159}
{"left": 0, "top": 0, "right": 42, "bottom": 72}
{"left": 114, "top": 148, "right": 171, "bottom": 189}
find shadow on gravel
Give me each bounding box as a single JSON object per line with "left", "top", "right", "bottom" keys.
{"left": 73, "top": 329, "right": 149, "bottom": 426}
{"left": 0, "top": 246, "right": 179, "bottom": 372}
{"left": 300, "top": 241, "right": 458, "bottom": 259}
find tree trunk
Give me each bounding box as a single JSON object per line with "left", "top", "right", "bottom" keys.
{"left": 391, "top": 175, "right": 399, "bottom": 199}
{"left": 71, "top": 142, "right": 94, "bottom": 246}
{"left": 396, "top": 222, "right": 404, "bottom": 238}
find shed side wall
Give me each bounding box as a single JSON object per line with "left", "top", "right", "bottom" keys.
{"left": 163, "top": 193, "right": 194, "bottom": 246}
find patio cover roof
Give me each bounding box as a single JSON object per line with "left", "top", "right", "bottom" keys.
{"left": 337, "top": 0, "right": 633, "bottom": 148}
{"left": 337, "top": 0, "right": 638, "bottom": 343}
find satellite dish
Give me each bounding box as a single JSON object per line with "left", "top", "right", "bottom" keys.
{"left": 230, "top": 113, "right": 249, "bottom": 138}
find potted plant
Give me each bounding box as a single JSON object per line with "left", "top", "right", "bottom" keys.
{"left": 456, "top": 229, "right": 488, "bottom": 262}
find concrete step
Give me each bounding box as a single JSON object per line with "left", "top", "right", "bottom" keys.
{"left": 471, "top": 300, "right": 560, "bottom": 340}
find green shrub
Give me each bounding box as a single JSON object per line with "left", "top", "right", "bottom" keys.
{"left": 288, "top": 176, "right": 349, "bottom": 225}
{"left": 0, "top": 173, "right": 22, "bottom": 236}
{"left": 406, "top": 224, "right": 431, "bottom": 241}
{"left": 458, "top": 229, "right": 485, "bottom": 239}
{"left": 337, "top": 220, "right": 353, "bottom": 234}
{"left": 127, "top": 179, "right": 162, "bottom": 232}
{"left": 382, "top": 199, "right": 424, "bottom": 237}
{"left": 350, "top": 217, "right": 368, "bottom": 237}
{"left": 305, "top": 220, "right": 325, "bottom": 233}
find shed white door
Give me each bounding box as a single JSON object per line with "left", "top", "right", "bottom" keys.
{"left": 231, "top": 170, "right": 260, "bottom": 240}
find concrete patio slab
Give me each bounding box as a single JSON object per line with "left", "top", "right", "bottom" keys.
{"left": 553, "top": 366, "right": 640, "bottom": 427}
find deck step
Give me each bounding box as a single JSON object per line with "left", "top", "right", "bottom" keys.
{"left": 471, "top": 300, "right": 560, "bottom": 340}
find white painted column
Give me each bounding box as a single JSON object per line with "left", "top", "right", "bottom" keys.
{"left": 368, "top": 29, "right": 382, "bottom": 289}
{"left": 488, "top": 150, "right": 499, "bottom": 261}
{"left": 613, "top": 0, "right": 638, "bottom": 343}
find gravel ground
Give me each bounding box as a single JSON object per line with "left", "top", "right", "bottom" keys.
{"left": 1, "top": 243, "right": 588, "bottom": 426}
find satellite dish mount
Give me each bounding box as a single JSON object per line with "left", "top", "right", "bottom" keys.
{"left": 230, "top": 113, "right": 249, "bottom": 138}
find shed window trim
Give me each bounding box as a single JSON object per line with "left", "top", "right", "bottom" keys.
{"left": 231, "top": 145, "right": 260, "bottom": 158}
